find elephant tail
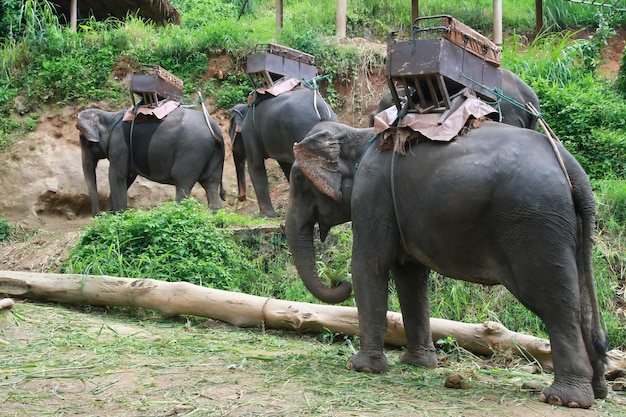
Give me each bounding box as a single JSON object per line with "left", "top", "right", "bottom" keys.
{"left": 569, "top": 155, "right": 609, "bottom": 361}
{"left": 220, "top": 181, "right": 226, "bottom": 201}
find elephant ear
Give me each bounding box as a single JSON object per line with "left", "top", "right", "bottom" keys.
{"left": 294, "top": 130, "right": 343, "bottom": 202}
{"left": 76, "top": 110, "right": 101, "bottom": 143}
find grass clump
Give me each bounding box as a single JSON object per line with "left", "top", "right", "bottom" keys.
{"left": 60, "top": 199, "right": 353, "bottom": 305}
{"left": 593, "top": 179, "right": 626, "bottom": 348}
{"left": 62, "top": 200, "right": 260, "bottom": 293}
{"left": 0, "top": 218, "right": 15, "bottom": 242}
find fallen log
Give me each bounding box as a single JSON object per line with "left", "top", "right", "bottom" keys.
{"left": 0, "top": 270, "right": 621, "bottom": 374}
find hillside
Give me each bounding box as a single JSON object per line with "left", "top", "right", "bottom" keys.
{"left": 1, "top": 28, "right": 625, "bottom": 271}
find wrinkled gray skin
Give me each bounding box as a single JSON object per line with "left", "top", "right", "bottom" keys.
{"left": 369, "top": 69, "right": 540, "bottom": 130}
{"left": 228, "top": 86, "right": 337, "bottom": 217}
{"left": 77, "top": 107, "right": 225, "bottom": 216}
{"left": 285, "top": 120, "right": 607, "bottom": 408}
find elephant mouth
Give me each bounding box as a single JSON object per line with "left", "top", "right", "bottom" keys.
{"left": 319, "top": 222, "right": 331, "bottom": 242}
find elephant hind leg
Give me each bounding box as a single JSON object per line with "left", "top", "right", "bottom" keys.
{"left": 199, "top": 178, "right": 223, "bottom": 211}
{"left": 504, "top": 260, "right": 596, "bottom": 408}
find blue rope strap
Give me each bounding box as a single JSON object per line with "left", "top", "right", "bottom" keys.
{"left": 460, "top": 73, "right": 542, "bottom": 119}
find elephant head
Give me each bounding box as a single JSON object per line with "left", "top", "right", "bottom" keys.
{"left": 228, "top": 104, "right": 248, "bottom": 202}
{"left": 77, "top": 108, "right": 121, "bottom": 216}
{"left": 285, "top": 121, "right": 375, "bottom": 304}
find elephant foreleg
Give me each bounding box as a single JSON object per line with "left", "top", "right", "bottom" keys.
{"left": 233, "top": 145, "right": 247, "bottom": 202}
{"left": 347, "top": 217, "right": 397, "bottom": 373}
{"left": 108, "top": 166, "right": 134, "bottom": 212}
{"left": 392, "top": 262, "right": 438, "bottom": 369}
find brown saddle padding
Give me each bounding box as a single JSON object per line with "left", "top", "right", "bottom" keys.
{"left": 122, "top": 99, "right": 180, "bottom": 123}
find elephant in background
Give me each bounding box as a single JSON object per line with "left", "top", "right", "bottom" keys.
{"left": 285, "top": 120, "right": 607, "bottom": 408}
{"left": 228, "top": 84, "right": 337, "bottom": 217}
{"left": 369, "top": 68, "right": 540, "bottom": 130}
{"left": 77, "top": 106, "right": 225, "bottom": 216}
{"left": 228, "top": 103, "right": 250, "bottom": 203}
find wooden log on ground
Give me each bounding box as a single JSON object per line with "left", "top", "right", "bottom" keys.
{"left": 0, "top": 270, "right": 619, "bottom": 374}
{"left": 0, "top": 297, "right": 15, "bottom": 335}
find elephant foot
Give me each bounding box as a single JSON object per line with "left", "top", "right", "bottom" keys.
{"left": 538, "top": 380, "right": 595, "bottom": 409}
{"left": 347, "top": 351, "right": 388, "bottom": 373}
{"left": 399, "top": 346, "right": 438, "bottom": 369}
{"left": 259, "top": 207, "right": 278, "bottom": 218}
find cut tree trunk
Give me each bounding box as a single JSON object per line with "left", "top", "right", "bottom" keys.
{"left": 1, "top": 270, "right": 623, "bottom": 374}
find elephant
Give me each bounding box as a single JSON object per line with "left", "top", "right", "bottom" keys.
{"left": 285, "top": 120, "right": 607, "bottom": 408}
{"left": 228, "top": 83, "right": 337, "bottom": 217}
{"left": 369, "top": 68, "right": 540, "bottom": 130}
{"left": 77, "top": 106, "right": 225, "bottom": 216}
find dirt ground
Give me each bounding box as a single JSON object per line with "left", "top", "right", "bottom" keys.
{"left": 1, "top": 35, "right": 626, "bottom": 416}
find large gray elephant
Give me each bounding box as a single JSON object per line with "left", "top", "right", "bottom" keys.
{"left": 77, "top": 106, "right": 225, "bottom": 216}
{"left": 285, "top": 120, "right": 607, "bottom": 408}
{"left": 228, "top": 84, "right": 337, "bottom": 217}
{"left": 369, "top": 68, "right": 540, "bottom": 130}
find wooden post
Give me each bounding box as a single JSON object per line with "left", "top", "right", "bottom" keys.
{"left": 536, "top": 0, "right": 543, "bottom": 35}
{"left": 412, "top": 0, "right": 419, "bottom": 23}
{"left": 493, "top": 0, "right": 502, "bottom": 46}
{"left": 336, "top": 0, "right": 347, "bottom": 38}
{"left": 276, "top": 0, "right": 283, "bottom": 38}
{"left": 70, "top": 0, "right": 77, "bottom": 32}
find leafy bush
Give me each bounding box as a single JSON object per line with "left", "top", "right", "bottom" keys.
{"left": 62, "top": 200, "right": 258, "bottom": 291}
{"left": 0, "top": 217, "right": 15, "bottom": 242}
{"left": 60, "top": 200, "right": 352, "bottom": 304}
{"left": 529, "top": 76, "right": 626, "bottom": 179}
{"left": 215, "top": 73, "right": 252, "bottom": 110}
{"left": 504, "top": 27, "right": 626, "bottom": 180}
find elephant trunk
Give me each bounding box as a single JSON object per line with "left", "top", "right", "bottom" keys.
{"left": 232, "top": 132, "right": 247, "bottom": 202}
{"left": 79, "top": 134, "right": 101, "bottom": 216}
{"left": 285, "top": 208, "right": 352, "bottom": 304}
{"left": 228, "top": 105, "right": 249, "bottom": 202}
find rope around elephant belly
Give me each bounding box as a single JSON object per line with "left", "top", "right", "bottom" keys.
{"left": 391, "top": 128, "right": 409, "bottom": 254}
{"left": 198, "top": 91, "right": 218, "bottom": 141}
{"left": 303, "top": 76, "right": 332, "bottom": 120}
{"left": 526, "top": 102, "right": 574, "bottom": 194}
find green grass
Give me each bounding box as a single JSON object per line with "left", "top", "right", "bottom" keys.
{"left": 2, "top": 301, "right": 625, "bottom": 416}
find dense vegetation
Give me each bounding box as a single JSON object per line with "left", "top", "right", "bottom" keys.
{"left": 1, "top": 0, "right": 626, "bottom": 175}
{"left": 0, "top": 0, "right": 625, "bottom": 349}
